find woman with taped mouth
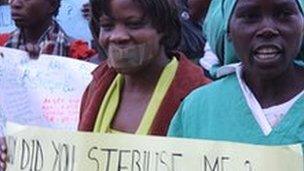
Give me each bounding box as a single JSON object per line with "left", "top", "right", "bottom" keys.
{"left": 77, "top": 0, "right": 210, "bottom": 135}
{"left": 168, "top": 0, "right": 304, "bottom": 146}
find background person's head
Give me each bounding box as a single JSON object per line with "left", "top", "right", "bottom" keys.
{"left": 227, "top": 0, "right": 304, "bottom": 79}
{"left": 10, "top": 0, "right": 61, "bottom": 28}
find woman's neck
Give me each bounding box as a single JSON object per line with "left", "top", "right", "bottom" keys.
{"left": 243, "top": 65, "right": 304, "bottom": 108}
{"left": 23, "top": 18, "right": 53, "bottom": 44}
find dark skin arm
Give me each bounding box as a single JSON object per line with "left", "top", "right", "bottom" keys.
{"left": 21, "top": 32, "right": 61, "bottom": 59}
{"left": 188, "top": 0, "right": 211, "bottom": 22}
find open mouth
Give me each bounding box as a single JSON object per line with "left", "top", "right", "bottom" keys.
{"left": 253, "top": 45, "right": 282, "bottom": 64}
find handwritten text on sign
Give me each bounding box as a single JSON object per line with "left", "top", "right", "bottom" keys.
{"left": 0, "top": 47, "right": 97, "bottom": 130}
{"left": 6, "top": 123, "right": 303, "bottom": 171}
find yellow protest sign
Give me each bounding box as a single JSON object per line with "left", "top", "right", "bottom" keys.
{"left": 6, "top": 122, "right": 303, "bottom": 171}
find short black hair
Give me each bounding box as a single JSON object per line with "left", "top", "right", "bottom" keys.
{"left": 90, "top": 0, "right": 181, "bottom": 56}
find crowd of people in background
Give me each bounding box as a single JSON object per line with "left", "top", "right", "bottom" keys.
{"left": 1, "top": 0, "right": 304, "bottom": 170}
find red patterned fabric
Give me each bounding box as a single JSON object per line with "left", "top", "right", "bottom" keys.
{"left": 69, "top": 40, "right": 96, "bottom": 60}
{"left": 0, "top": 33, "right": 10, "bottom": 46}
{"left": 78, "top": 52, "right": 211, "bottom": 136}
{"left": 1, "top": 32, "right": 96, "bottom": 60}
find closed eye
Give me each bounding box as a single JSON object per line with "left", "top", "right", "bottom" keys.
{"left": 126, "top": 20, "right": 149, "bottom": 29}
{"left": 238, "top": 10, "right": 261, "bottom": 23}
{"left": 275, "top": 7, "right": 297, "bottom": 20}
{"left": 234, "top": 4, "right": 261, "bottom": 23}
{"left": 276, "top": 10, "right": 293, "bottom": 19}
{"left": 100, "top": 23, "right": 114, "bottom": 31}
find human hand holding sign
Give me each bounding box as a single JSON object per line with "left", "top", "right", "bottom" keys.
{"left": 25, "top": 43, "right": 57, "bottom": 59}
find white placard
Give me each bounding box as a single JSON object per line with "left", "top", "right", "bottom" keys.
{"left": 0, "top": 47, "right": 97, "bottom": 130}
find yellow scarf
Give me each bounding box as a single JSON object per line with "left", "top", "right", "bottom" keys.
{"left": 93, "top": 57, "right": 178, "bottom": 134}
